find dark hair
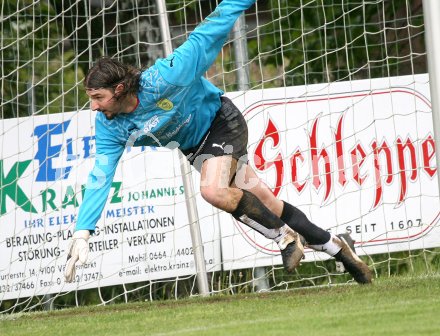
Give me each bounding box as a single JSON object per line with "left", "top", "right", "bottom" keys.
{"left": 84, "top": 57, "right": 141, "bottom": 99}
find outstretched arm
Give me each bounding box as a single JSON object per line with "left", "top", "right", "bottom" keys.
{"left": 65, "top": 115, "right": 124, "bottom": 282}
{"left": 156, "top": 0, "right": 256, "bottom": 86}
{"left": 74, "top": 118, "right": 124, "bottom": 233}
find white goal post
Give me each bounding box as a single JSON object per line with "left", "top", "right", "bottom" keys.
{"left": 1, "top": 0, "right": 440, "bottom": 312}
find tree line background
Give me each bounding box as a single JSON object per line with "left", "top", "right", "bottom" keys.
{"left": 1, "top": 0, "right": 425, "bottom": 119}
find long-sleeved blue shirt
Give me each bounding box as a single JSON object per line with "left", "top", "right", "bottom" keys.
{"left": 75, "top": 0, "right": 256, "bottom": 232}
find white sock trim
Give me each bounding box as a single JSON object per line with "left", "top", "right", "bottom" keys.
{"left": 308, "top": 234, "right": 342, "bottom": 256}
{"left": 238, "top": 214, "right": 281, "bottom": 240}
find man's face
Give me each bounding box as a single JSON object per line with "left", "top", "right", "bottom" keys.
{"left": 86, "top": 88, "right": 121, "bottom": 120}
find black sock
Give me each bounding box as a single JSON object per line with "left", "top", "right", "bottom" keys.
{"left": 280, "top": 201, "right": 330, "bottom": 245}
{"left": 231, "top": 190, "right": 284, "bottom": 230}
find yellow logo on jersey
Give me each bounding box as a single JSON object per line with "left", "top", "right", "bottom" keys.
{"left": 156, "top": 98, "right": 173, "bottom": 111}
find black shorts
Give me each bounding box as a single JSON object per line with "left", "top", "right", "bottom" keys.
{"left": 182, "top": 96, "right": 248, "bottom": 171}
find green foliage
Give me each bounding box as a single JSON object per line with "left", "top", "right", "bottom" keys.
{"left": 1, "top": 0, "right": 87, "bottom": 118}
{"left": 1, "top": 0, "right": 425, "bottom": 118}
{"left": 248, "top": 0, "right": 425, "bottom": 88}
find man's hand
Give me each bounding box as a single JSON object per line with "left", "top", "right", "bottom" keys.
{"left": 64, "top": 230, "right": 90, "bottom": 283}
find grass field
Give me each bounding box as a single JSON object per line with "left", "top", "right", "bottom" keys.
{"left": 1, "top": 274, "right": 440, "bottom": 336}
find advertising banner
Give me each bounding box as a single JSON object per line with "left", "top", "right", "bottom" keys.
{"left": 221, "top": 74, "right": 440, "bottom": 269}
{"left": 1, "top": 74, "right": 439, "bottom": 299}
{"left": 0, "top": 111, "right": 220, "bottom": 300}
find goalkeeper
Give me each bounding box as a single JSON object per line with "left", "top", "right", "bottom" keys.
{"left": 65, "top": 0, "right": 372, "bottom": 285}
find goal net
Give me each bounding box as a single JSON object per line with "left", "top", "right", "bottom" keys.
{"left": 1, "top": 0, "right": 439, "bottom": 312}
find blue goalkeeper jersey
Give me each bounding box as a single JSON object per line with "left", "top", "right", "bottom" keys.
{"left": 75, "top": 0, "right": 256, "bottom": 232}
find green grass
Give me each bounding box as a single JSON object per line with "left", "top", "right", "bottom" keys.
{"left": 2, "top": 275, "right": 440, "bottom": 336}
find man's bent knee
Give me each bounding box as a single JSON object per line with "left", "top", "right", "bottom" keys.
{"left": 201, "top": 186, "right": 227, "bottom": 208}
{"left": 200, "top": 186, "right": 239, "bottom": 212}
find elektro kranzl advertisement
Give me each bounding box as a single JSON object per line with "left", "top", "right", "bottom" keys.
{"left": 0, "top": 111, "right": 221, "bottom": 300}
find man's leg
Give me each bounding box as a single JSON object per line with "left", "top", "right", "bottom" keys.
{"left": 280, "top": 200, "right": 372, "bottom": 283}
{"left": 199, "top": 155, "right": 304, "bottom": 272}
{"left": 233, "top": 163, "right": 372, "bottom": 284}
{"left": 233, "top": 162, "right": 330, "bottom": 244}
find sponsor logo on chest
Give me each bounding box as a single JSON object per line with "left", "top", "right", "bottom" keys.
{"left": 143, "top": 115, "right": 160, "bottom": 133}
